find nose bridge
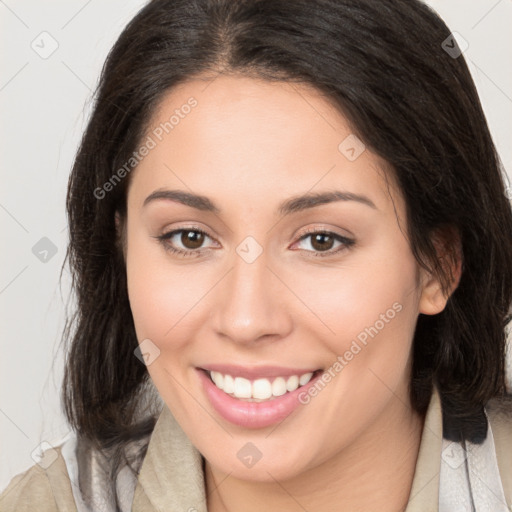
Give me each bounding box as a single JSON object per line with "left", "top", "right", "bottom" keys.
{"left": 212, "top": 242, "right": 292, "bottom": 344}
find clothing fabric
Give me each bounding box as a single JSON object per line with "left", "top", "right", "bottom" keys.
{"left": 1, "top": 386, "right": 511, "bottom": 511}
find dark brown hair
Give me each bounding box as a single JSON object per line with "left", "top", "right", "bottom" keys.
{"left": 61, "top": 0, "right": 512, "bottom": 499}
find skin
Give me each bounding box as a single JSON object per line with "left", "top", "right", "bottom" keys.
{"left": 120, "top": 73, "right": 460, "bottom": 512}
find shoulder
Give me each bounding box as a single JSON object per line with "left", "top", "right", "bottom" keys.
{"left": 0, "top": 445, "right": 77, "bottom": 512}
{"left": 486, "top": 394, "right": 512, "bottom": 505}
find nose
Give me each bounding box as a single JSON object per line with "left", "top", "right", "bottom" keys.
{"left": 211, "top": 247, "right": 293, "bottom": 346}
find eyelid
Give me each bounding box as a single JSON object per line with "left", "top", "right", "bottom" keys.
{"left": 293, "top": 224, "right": 355, "bottom": 240}
{"left": 290, "top": 227, "right": 355, "bottom": 253}
{"left": 158, "top": 225, "right": 219, "bottom": 247}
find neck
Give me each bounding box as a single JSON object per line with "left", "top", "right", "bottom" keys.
{"left": 205, "top": 398, "right": 425, "bottom": 512}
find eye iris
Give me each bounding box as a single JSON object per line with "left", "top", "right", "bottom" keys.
{"left": 182, "top": 230, "right": 204, "bottom": 249}
{"left": 311, "top": 233, "right": 334, "bottom": 251}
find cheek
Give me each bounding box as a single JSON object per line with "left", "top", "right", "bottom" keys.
{"left": 125, "top": 222, "right": 224, "bottom": 363}
{"left": 290, "top": 243, "right": 419, "bottom": 348}
{"left": 125, "top": 223, "right": 191, "bottom": 344}
{"left": 291, "top": 251, "right": 420, "bottom": 445}
{"left": 291, "top": 239, "right": 421, "bottom": 410}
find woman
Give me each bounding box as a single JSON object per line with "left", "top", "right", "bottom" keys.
{"left": 1, "top": 0, "right": 511, "bottom": 510}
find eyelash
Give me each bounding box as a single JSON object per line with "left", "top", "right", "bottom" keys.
{"left": 154, "top": 226, "right": 355, "bottom": 259}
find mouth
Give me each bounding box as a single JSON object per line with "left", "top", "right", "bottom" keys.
{"left": 196, "top": 366, "right": 324, "bottom": 428}
{"left": 199, "top": 368, "right": 324, "bottom": 402}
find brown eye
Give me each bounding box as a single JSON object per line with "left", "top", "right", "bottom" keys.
{"left": 156, "top": 227, "right": 215, "bottom": 257}
{"left": 310, "top": 232, "right": 335, "bottom": 251}
{"left": 294, "top": 230, "right": 355, "bottom": 258}
{"left": 181, "top": 230, "right": 205, "bottom": 249}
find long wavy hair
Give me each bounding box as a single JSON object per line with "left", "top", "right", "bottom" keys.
{"left": 60, "top": 0, "right": 512, "bottom": 505}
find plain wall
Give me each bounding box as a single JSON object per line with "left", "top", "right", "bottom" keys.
{"left": 1, "top": 0, "right": 511, "bottom": 492}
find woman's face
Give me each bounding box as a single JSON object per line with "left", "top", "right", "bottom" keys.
{"left": 124, "top": 74, "right": 445, "bottom": 481}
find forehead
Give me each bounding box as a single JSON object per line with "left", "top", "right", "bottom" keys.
{"left": 128, "top": 74, "right": 402, "bottom": 216}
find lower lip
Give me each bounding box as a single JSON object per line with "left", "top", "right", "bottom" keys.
{"left": 197, "top": 368, "right": 323, "bottom": 429}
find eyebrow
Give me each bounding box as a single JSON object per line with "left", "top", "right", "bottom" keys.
{"left": 142, "top": 188, "right": 377, "bottom": 215}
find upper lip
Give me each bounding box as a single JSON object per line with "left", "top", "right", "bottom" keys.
{"left": 198, "top": 364, "right": 322, "bottom": 380}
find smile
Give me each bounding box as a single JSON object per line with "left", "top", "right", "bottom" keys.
{"left": 208, "top": 370, "right": 317, "bottom": 401}
{"left": 196, "top": 367, "right": 324, "bottom": 428}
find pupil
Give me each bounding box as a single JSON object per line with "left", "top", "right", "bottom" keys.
{"left": 312, "top": 233, "right": 333, "bottom": 251}
{"left": 182, "top": 230, "right": 204, "bottom": 249}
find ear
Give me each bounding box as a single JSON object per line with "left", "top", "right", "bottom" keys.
{"left": 418, "top": 225, "right": 462, "bottom": 315}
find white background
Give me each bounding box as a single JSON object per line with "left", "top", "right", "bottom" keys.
{"left": 1, "top": 0, "right": 511, "bottom": 493}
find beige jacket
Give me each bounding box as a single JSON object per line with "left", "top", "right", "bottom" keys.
{"left": 1, "top": 388, "right": 511, "bottom": 511}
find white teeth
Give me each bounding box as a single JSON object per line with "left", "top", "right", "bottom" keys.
{"left": 234, "top": 377, "right": 252, "bottom": 398}
{"left": 299, "top": 372, "right": 313, "bottom": 386}
{"left": 211, "top": 371, "right": 223, "bottom": 388}
{"left": 272, "top": 377, "right": 287, "bottom": 397}
{"left": 223, "top": 374, "right": 235, "bottom": 394}
{"left": 253, "top": 378, "right": 273, "bottom": 399}
{"left": 208, "top": 370, "right": 317, "bottom": 401}
{"left": 286, "top": 375, "right": 299, "bottom": 392}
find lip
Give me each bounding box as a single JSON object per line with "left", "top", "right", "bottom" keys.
{"left": 197, "top": 367, "right": 323, "bottom": 429}
{"left": 198, "top": 363, "right": 320, "bottom": 380}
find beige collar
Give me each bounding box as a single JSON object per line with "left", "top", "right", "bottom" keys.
{"left": 405, "top": 387, "right": 443, "bottom": 511}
